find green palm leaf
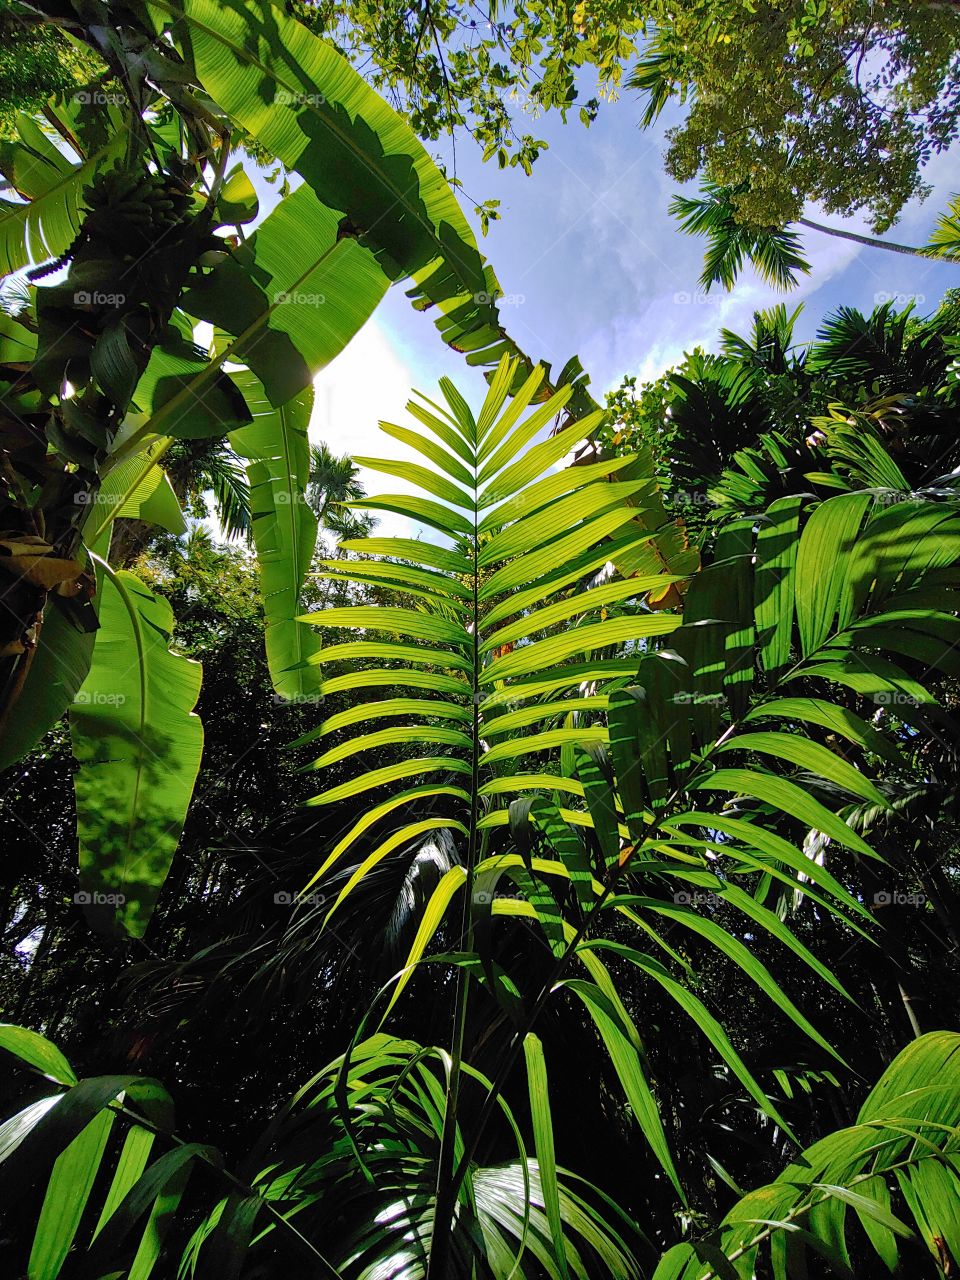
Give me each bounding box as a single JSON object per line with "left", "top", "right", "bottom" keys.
{"left": 653, "top": 1033, "right": 960, "bottom": 1279}
{"left": 670, "top": 183, "right": 811, "bottom": 292}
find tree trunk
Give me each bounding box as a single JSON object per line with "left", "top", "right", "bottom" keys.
{"left": 797, "top": 216, "right": 930, "bottom": 260}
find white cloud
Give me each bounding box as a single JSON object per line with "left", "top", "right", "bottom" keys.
{"left": 311, "top": 315, "right": 427, "bottom": 541}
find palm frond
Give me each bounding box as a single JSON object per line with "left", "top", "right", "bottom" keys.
{"left": 654, "top": 1032, "right": 960, "bottom": 1279}
{"left": 670, "top": 183, "right": 810, "bottom": 292}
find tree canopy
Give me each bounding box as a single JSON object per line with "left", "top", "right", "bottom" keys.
{"left": 0, "top": 1, "right": 958, "bottom": 1277}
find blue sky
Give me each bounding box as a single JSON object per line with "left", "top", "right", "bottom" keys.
{"left": 312, "top": 90, "right": 959, "bottom": 509}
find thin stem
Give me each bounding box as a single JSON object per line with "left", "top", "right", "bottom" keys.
{"left": 797, "top": 215, "right": 931, "bottom": 260}
{"left": 425, "top": 445, "right": 482, "bottom": 1278}
{"left": 448, "top": 579, "right": 880, "bottom": 1199}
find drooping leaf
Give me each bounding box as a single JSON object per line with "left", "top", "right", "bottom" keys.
{"left": 70, "top": 566, "right": 203, "bottom": 937}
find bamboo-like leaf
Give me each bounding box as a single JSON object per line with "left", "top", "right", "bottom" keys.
{"left": 310, "top": 757, "right": 472, "bottom": 805}
{"left": 667, "top": 1033, "right": 960, "bottom": 1278}
{"left": 523, "top": 1034, "right": 569, "bottom": 1279}
{"left": 478, "top": 508, "right": 658, "bottom": 600}
{"left": 306, "top": 640, "right": 473, "bottom": 672}
{"left": 0, "top": 1026, "right": 77, "bottom": 1087}
{"left": 335, "top": 536, "right": 471, "bottom": 576}
{"left": 642, "top": 901, "right": 843, "bottom": 1060}
{"left": 345, "top": 493, "right": 473, "bottom": 538}
{"left": 311, "top": 697, "right": 472, "bottom": 738}
{"left": 28, "top": 1109, "right": 115, "bottom": 1280}
{"left": 311, "top": 667, "right": 469, "bottom": 699}
{"left": 690, "top": 769, "right": 876, "bottom": 857}
{"left": 755, "top": 496, "right": 803, "bottom": 680}
{"left": 794, "top": 493, "right": 872, "bottom": 656}
{"left": 93, "top": 1126, "right": 156, "bottom": 1240}
{"left": 479, "top": 481, "right": 652, "bottom": 566}
{"left": 481, "top": 696, "right": 609, "bottom": 738}
{"left": 326, "top": 819, "right": 469, "bottom": 924}
{"left": 475, "top": 364, "right": 546, "bottom": 457}
{"left": 663, "top": 812, "right": 871, "bottom": 921}
{"left": 316, "top": 557, "right": 471, "bottom": 602}
{"left": 482, "top": 616, "right": 681, "bottom": 683}
{"left": 483, "top": 728, "right": 607, "bottom": 766}
{"left": 715, "top": 731, "right": 889, "bottom": 807}
{"left": 309, "top": 724, "right": 472, "bottom": 770}
{"left": 562, "top": 979, "right": 684, "bottom": 1199}
{"left": 583, "top": 941, "right": 796, "bottom": 1140}
{"left": 127, "top": 1159, "right": 193, "bottom": 1280}
{"left": 482, "top": 545, "right": 675, "bottom": 628}
{"left": 382, "top": 866, "right": 468, "bottom": 1016}
{"left": 743, "top": 697, "right": 903, "bottom": 765}
{"left": 302, "top": 784, "right": 469, "bottom": 889}
{"left": 378, "top": 421, "right": 476, "bottom": 488}
{"left": 476, "top": 453, "right": 639, "bottom": 535}
{"left": 317, "top": 567, "right": 471, "bottom": 616}
{"left": 477, "top": 389, "right": 577, "bottom": 483}
{"left": 302, "top": 605, "right": 472, "bottom": 649}
{"left": 354, "top": 454, "right": 475, "bottom": 510}
{"left": 478, "top": 415, "right": 596, "bottom": 508}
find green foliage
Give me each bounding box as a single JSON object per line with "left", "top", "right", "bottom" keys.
{"left": 926, "top": 194, "right": 960, "bottom": 261}
{"left": 630, "top": 1, "right": 960, "bottom": 230}
{"left": 10, "top": 0, "right": 959, "bottom": 234}
{"left": 292, "top": 359, "right": 960, "bottom": 1272}
{"left": 670, "top": 183, "right": 810, "bottom": 292}
{"left": 604, "top": 297, "right": 960, "bottom": 540}
{"left": 655, "top": 1033, "right": 960, "bottom": 1279}
{"left": 229, "top": 371, "right": 323, "bottom": 703}
{"left": 0, "top": 1025, "right": 642, "bottom": 1279}
{"left": 0, "top": 102, "right": 126, "bottom": 276}
{"left": 0, "top": 23, "right": 103, "bottom": 137}
{"left": 2, "top": 0, "right": 645, "bottom": 933}
{"left": 290, "top": 0, "right": 638, "bottom": 182}
{"left": 69, "top": 562, "right": 203, "bottom": 938}
{"left": 2, "top": 6, "right": 960, "bottom": 1279}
